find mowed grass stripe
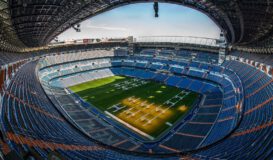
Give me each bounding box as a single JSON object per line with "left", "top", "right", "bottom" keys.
{"left": 69, "top": 76, "right": 125, "bottom": 92}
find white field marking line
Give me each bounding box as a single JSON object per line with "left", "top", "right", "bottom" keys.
{"left": 142, "top": 91, "right": 190, "bottom": 126}
{"left": 168, "top": 92, "right": 187, "bottom": 104}
{"left": 124, "top": 82, "right": 142, "bottom": 89}
{"left": 119, "top": 98, "right": 142, "bottom": 115}
{"left": 161, "top": 91, "right": 185, "bottom": 107}
{"left": 105, "top": 111, "right": 154, "bottom": 140}
{"left": 132, "top": 83, "right": 140, "bottom": 87}
{"left": 145, "top": 103, "right": 154, "bottom": 109}
{"left": 122, "top": 107, "right": 133, "bottom": 114}
{"left": 131, "top": 97, "right": 140, "bottom": 103}
{"left": 125, "top": 100, "right": 148, "bottom": 118}
{"left": 127, "top": 104, "right": 144, "bottom": 118}
{"left": 131, "top": 102, "right": 154, "bottom": 124}
{"left": 113, "top": 79, "right": 147, "bottom": 91}
{"left": 165, "top": 101, "right": 175, "bottom": 106}
{"left": 112, "top": 80, "right": 133, "bottom": 89}
{"left": 121, "top": 87, "right": 129, "bottom": 91}
{"left": 122, "top": 96, "right": 139, "bottom": 113}
{"left": 124, "top": 108, "right": 137, "bottom": 118}
{"left": 137, "top": 112, "right": 151, "bottom": 123}
{"left": 164, "top": 92, "right": 190, "bottom": 109}
{"left": 126, "top": 109, "right": 142, "bottom": 118}
{"left": 140, "top": 101, "right": 147, "bottom": 107}
{"left": 122, "top": 81, "right": 142, "bottom": 90}
{"left": 161, "top": 92, "right": 190, "bottom": 114}
{"left": 168, "top": 92, "right": 189, "bottom": 104}
{"left": 142, "top": 108, "right": 162, "bottom": 126}
{"left": 112, "top": 105, "right": 126, "bottom": 113}
{"left": 121, "top": 98, "right": 143, "bottom": 118}
{"left": 138, "top": 104, "right": 162, "bottom": 125}
{"left": 127, "top": 96, "right": 135, "bottom": 102}
{"left": 107, "top": 103, "right": 121, "bottom": 110}
{"left": 124, "top": 109, "right": 133, "bottom": 116}
{"left": 113, "top": 85, "right": 189, "bottom": 126}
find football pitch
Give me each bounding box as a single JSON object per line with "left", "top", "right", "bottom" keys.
{"left": 69, "top": 76, "right": 199, "bottom": 140}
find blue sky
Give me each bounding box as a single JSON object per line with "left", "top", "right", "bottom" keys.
{"left": 58, "top": 3, "right": 221, "bottom": 41}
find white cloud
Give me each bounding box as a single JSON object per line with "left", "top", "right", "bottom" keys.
{"left": 57, "top": 3, "right": 220, "bottom": 41}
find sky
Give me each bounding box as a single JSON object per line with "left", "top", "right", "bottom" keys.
{"left": 57, "top": 3, "right": 221, "bottom": 41}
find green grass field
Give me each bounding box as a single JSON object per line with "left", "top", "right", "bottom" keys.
{"left": 69, "top": 76, "right": 199, "bottom": 140}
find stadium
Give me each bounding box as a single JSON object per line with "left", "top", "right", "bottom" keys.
{"left": 0, "top": 1, "right": 272, "bottom": 160}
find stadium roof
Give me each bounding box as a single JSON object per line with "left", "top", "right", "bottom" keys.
{"left": 1, "top": 0, "right": 273, "bottom": 49}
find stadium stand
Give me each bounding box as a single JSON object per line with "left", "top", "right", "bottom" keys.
{"left": 1, "top": 48, "right": 265, "bottom": 159}
{"left": 0, "top": 46, "right": 271, "bottom": 159}
{"left": 0, "top": 1, "right": 273, "bottom": 159}
{"left": 231, "top": 51, "right": 273, "bottom": 66}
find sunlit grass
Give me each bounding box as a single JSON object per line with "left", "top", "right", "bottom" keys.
{"left": 69, "top": 76, "right": 199, "bottom": 139}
